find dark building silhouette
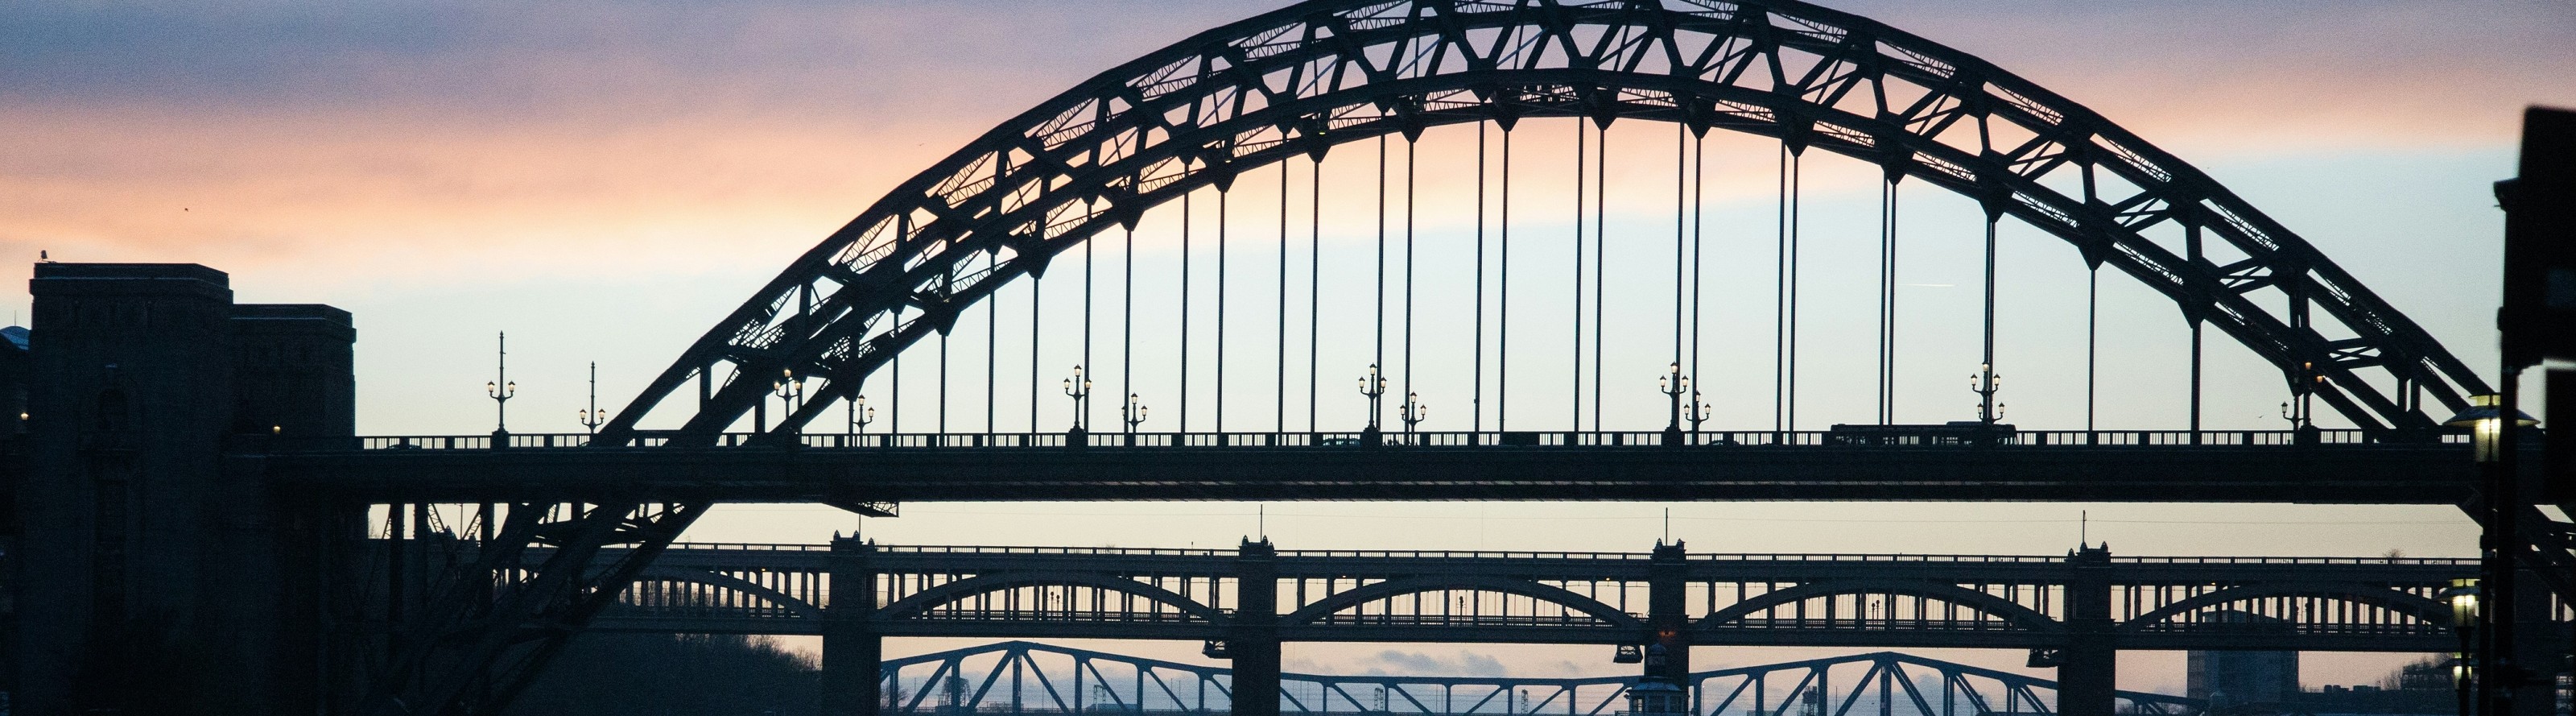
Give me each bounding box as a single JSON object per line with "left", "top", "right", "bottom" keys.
{"left": 9, "top": 263, "right": 353, "bottom": 715}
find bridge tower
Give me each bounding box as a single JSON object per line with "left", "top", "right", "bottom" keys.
{"left": 1230, "top": 539, "right": 1283, "bottom": 716}
{"left": 1646, "top": 542, "right": 1690, "bottom": 684}
{"left": 2057, "top": 545, "right": 2117, "bottom": 716}
{"left": 14, "top": 263, "right": 353, "bottom": 715}
{"left": 825, "top": 536, "right": 882, "bottom": 716}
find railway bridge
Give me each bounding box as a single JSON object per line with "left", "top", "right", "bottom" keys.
{"left": 10, "top": 0, "right": 2570, "bottom": 714}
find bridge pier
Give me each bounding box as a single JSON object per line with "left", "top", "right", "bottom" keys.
{"left": 1231, "top": 539, "right": 1282, "bottom": 716}
{"left": 825, "top": 536, "right": 882, "bottom": 716}
{"left": 1646, "top": 541, "right": 1691, "bottom": 683}
{"left": 2057, "top": 545, "right": 2118, "bottom": 716}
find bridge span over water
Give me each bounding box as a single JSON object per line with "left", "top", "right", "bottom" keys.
{"left": 862, "top": 640, "right": 2210, "bottom": 716}
{"left": 16, "top": 0, "right": 2572, "bottom": 714}
{"left": 536, "top": 540, "right": 2490, "bottom": 655}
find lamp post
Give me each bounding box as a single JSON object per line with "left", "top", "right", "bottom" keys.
{"left": 1398, "top": 391, "right": 1426, "bottom": 438}
{"left": 1358, "top": 363, "right": 1388, "bottom": 444}
{"left": 1685, "top": 391, "right": 1711, "bottom": 441}
{"left": 1967, "top": 362, "right": 2004, "bottom": 424}
{"left": 576, "top": 362, "right": 608, "bottom": 436}
{"left": 485, "top": 332, "right": 515, "bottom": 441}
{"left": 1121, "top": 392, "right": 1148, "bottom": 438}
{"left": 2444, "top": 392, "right": 2540, "bottom": 716}
{"left": 1659, "top": 362, "right": 1689, "bottom": 445}
{"left": 2280, "top": 362, "right": 2326, "bottom": 445}
{"left": 1062, "top": 365, "right": 1092, "bottom": 437}
{"left": 769, "top": 368, "right": 804, "bottom": 437}
{"left": 850, "top": 395, "right": 876, "bottom": 436}
{"left": 2440, "top": 578, "right": 2479, "bottom": 716}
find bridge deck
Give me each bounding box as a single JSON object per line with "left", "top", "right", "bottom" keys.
{"left": 269, "top": 429, "right": 2500, "bottom": 503}
{"left": 458, "top": 541, "right": 2504, "bottom": 652}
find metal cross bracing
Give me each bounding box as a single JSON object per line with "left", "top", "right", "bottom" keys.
{"left": 328, "top": 1, "right": 2536, "bottom": 712}
{"left": 593, "top": 0, "right": 2488, "bottom": 449}
{"left": 439, "top": 540, "right": 2540, "bottom": 655}
{"left": 867, "top": 640, "right": 2207, "bottom": 716}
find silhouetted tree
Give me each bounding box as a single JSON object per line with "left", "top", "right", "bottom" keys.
{"left": 506, "top": 632, "right": 819, "bottom": 716}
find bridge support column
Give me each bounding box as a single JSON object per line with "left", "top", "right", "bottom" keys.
{"left": 1230, "top": 539, "right": 1282, "bottom": 716}
{"left": 2057, "top": 545, "right": 2117, "bottom": 716}
{"left": 825, "top": 536, "right": 881, "bottom": 716}
{"left": 1646, "top": 541, "right": 1690, "bottom": 682}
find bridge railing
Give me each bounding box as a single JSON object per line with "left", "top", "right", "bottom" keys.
{"left": 873, "top": 544, "right": 1233, "bottom": 557}
{"left": 636, "top": 543, "right": 2481, "bottom": 567}
{"left": 308, "top": 428, "right": 2483, "bottom": 452}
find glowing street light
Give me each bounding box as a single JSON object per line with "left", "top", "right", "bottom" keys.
{"left": 1063, "top": 365, "right": 1092, "bottom": 435}
{"left": 1358, "top": 363, "right": 1388, "bottom": 432}
{"left": 850, "top": 394, "right": 877, "bottom": 435}
{"left": 2443, "top": 394, "right": 2539, "bottom": 463}
{"left": 1967, "top": 362, "right": 2004, "bottom": 424}
{"left": 1121, "top": 393, "right": 1149, "bottom": 433}
{"left": 1659, "top": 362, "right": 1690, "bottom": 445}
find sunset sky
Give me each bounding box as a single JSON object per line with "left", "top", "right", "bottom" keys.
{"left": 6, "top": 0, "right": 2572, "bottom": 693}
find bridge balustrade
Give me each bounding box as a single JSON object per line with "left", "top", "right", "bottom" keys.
{"left": 520, "top": 541, "right": 2501, "bottom": 656}
{"left": 315, "top": 428, "right": 2445, "bottom": 453}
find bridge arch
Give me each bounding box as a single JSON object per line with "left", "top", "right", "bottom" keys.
{"left": 1282, "top": 575, "right": 1647, "bottom": 628}
{"left": 2119, "top": 581, "right": 2449, "bottom": 633}
{"left": 620, "top": 566, "right": 825, "bottom": 620}
{"left": 876, "top": 571, "right": 1228, "bottom": 623}
{"left": 599, "top": 0, "right": 2485, "bottom": 445}
{"left": 1699, "top": 580, "right": 2062, "bottom": 634}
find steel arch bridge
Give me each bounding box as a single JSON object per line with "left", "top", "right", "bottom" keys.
{"left": 595, "top": 0, "right": 2483, "bottom": 447}
{"left": 863, "top": 640, "right": 2208, "bottom": 716}
{"left": 337, "top": 2, "right": 2528, "bottom": 715}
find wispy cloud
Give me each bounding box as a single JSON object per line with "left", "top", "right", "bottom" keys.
{"left": 1, "top": 0, "right": 2563, "bottom": 318}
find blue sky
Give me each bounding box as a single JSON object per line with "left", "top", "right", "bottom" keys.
{"left": 5, "top": 0, "right": 2571, "bottom": 691}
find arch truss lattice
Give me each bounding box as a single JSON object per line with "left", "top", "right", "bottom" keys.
{"left": 599, "top": 0, "right": 2485, "bottom": 447}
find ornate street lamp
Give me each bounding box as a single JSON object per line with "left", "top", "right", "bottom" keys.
{"left": 850, "top": 394, "right": 877, "bottom": 435}
{"left": 485, "top": 332, "right": 515, "bottom": 441}
{"left": 1967, "top": 362, "right": 2003, "bottom": 424}
{"left": 1358, "top": 363, "right": 1388, "bottom": 442}
{"left": 1399, "top": 391, "right": 1427, "bottom": 437}
{"left": 2280, "top": 362, "right": 2330, "bottom": 443}
{"left": 1121, "top": 392, "right": 1149, "bottom": 434}
{"left": 576, "top": 362, "right": 609, "bottom": 436}
{"left": 1684, "top": 391, "right": 1712, "bottom": 440}
{"left": 770, "top": 368, "right": 805, "bottom": 437}
{"left": 1062, "top": 365, "right": 1092, "bottom": 437}
{"left": 1659, "top": 362, "right": 1689, "bottom": 445}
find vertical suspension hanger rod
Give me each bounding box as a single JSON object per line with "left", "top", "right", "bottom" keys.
{"left": 1498, "top": 120, "right": 1513, "bottom": 433}
{"left": 1592, "top": 117, "right": 1608, "bottom": 434}
{"left": 1181, "top": 193, "right": 1193, "bottom": 431}
{"left": 1308, "top": 149, "right": 1323, "bottom": 433}
{"left": 1122, "top": 222, "right": 1135, "bottom": 434}
{"left": 1402, "top": 133, "right": 1418, "bottom": 437}
{"left": 1278, "top": 154, "right": 1291, "bottom": 433}
{"left": 1689, "top": 126, "right": 1705, "bottom": 437}
{"left": 1572, "top": 118, "right": 1587, "bottom": 436}
{"left": 1374, "top": 133, "right": 1389, "bottom": 433}
{"left": 1474, "top": 120, "right": 1488, "bottom": 435}
{"left": 1216, "top": 173, "right": 1230, "bottom": 434}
